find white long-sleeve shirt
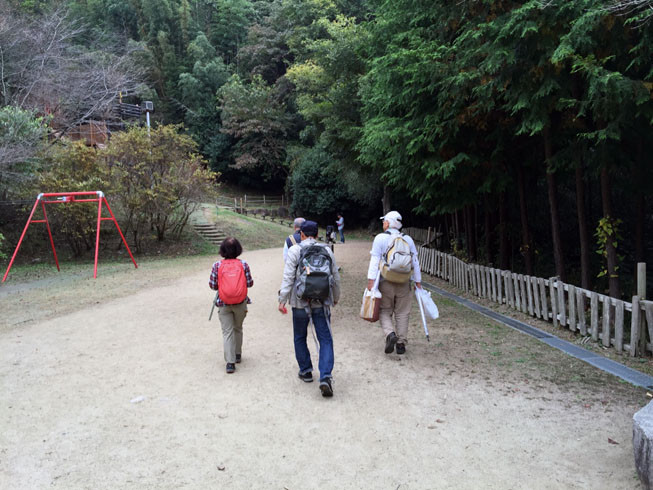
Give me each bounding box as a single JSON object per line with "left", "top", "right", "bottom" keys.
{"left": 367, "top": 229, "right": 422, "bottom": 283}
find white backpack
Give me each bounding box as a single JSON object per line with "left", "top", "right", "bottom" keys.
{"left": 380, "top": 232, "right": 413, "bottom": 283}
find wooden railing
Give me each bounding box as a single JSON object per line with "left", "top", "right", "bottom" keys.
{"left": 216, "top": 194, "right": 285, "bottom": 210}
{"left": 405, "top": 229, "right": 653, "bottom": 357}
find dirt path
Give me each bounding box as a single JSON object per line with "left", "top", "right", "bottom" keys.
{"left": 0, "top": 242, "right": 645, "bottom": 489}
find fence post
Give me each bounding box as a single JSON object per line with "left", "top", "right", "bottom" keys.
{"left": 638, "top": 263, "right": 647, "bottom": 355}
{"left": 631, "top": 296, "right": 641, "bottom": 356}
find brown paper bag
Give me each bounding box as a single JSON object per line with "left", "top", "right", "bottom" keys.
{"left": 360, "top": 288, "right": 381, "bottom": 322}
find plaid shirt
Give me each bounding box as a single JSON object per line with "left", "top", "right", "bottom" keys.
{"left": 209, "top": 259, "right": 254, "bottom": 306}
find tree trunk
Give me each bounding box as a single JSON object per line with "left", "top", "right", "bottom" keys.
{"left": 517, "top": 165, "right": 534, "bottom": 275}
{"left": 474, "top": 204, "right": 479, "bottom": 260}
{"left": 465, "top": 205, "right": 477, "bottom": 261}
{"left": 443, "top": 213, "right": 450, "bottom": 252}
{"left": 544, "top": 127, "right": 565, "bottom": 281}
{"left": 381, "top": 185, "right": 391, "bottom": 215}
{"left": 575, "top": 159, "right": 591, "bottom": 290}
{"left": 454, "top": 210, "right": 462, "bottom": 251}
{"left": 499, "top": 191, "right": 509, "bottom": 270}
{"left": 484, "top": 194, "right": 493, "bottom": 265}
{"left": 600, "top": 165, "right": 621, "bottom": 299}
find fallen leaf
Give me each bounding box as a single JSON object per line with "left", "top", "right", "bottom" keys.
{"left": 217, "top": 465, "right": 226, "bottom": 471}
{"left": 608, "top": 438, "right": 619, "bottom": 445}
{"left": 436, "top": 419, "right": 445, "bottom": 423}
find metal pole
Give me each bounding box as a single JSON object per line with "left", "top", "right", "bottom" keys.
{"left": 2, "top": 196, "right": 41, "bottom": 282}
{"left": 102, "top": 196, "right": 138, "bottom": 268}
{"left": 40, "top": 200, "right": 60, "bottom": 271}
{"left": 638, "top": 262, "right": 647, "bottom": 355}
{"left": 93, "top": 195, "right": 103, "bottom": 278}
{"left": 146, "top": 111, "right": 151, "bottom": 138}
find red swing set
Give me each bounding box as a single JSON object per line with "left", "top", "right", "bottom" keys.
{"left": 2, "top": 191, "right": 138, "bottom": 282}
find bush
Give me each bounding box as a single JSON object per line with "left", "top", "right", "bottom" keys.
{"left": 37, "top": 125, "right": 218, "bottom": 255}
{"left": 104, "top": 125, "right": 218, "bottom": 252}
{"left": 0, "top": 232, "right": 6, "bottom": 261}
{"left": 38, "top": 142, "right": 113, "bottom": 256}
{"left": 290, "top": 146, "right": 350, "bottom": 221}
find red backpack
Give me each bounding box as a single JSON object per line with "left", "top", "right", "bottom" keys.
{"left": 218, "top": 259, "right": 247, "bottom": 305}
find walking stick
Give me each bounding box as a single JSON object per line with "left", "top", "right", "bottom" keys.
{"left": 209, "top": 291, "right": 219, "bottom": 321}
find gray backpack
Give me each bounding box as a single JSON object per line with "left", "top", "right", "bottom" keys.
{"left": 295, "top": 244, "right": 333, "bottom": 301}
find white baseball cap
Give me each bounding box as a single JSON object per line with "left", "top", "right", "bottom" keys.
{"left": 380, "top": 211, "right": 402, "bottom": 222}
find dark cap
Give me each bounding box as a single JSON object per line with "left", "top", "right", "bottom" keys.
{"left": 300, "top": 220, "right": 318, "bottom": 237}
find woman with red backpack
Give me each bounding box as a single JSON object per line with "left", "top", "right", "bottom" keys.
{"left": 209, "top": 237, "right": 254, "bottom": 374}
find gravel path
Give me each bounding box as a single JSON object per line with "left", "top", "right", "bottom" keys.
{"left": 0, "top": 242, "right": 644, "bottom": 489}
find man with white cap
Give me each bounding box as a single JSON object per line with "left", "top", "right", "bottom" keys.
{"left": 367, "top": 211, "right": 422, "bottom": 355}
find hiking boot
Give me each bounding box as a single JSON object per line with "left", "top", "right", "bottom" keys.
{"left": 226, "top": 363, "right": 236, "bottom": 374}
{"left": 319, "top": 378, "right": 333, "bottom": 397}
{"left": 298, "top": 372, "right": 313, "bottom": 383}
{"left": 385, "top": 332, "right": 398, "bottom": 354}
{"left": 235, "top": 354, "right": 242, "bottom": 364}
{"left": 396, "top": 343, "right": 406, "bottom": 355}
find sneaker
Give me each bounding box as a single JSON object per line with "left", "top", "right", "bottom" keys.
{"left": 396, "top": 343, "right": 406, "bottom": 355}
{"left": 385, "top": 332, "right": 398, "bottom": 354}
{"left": 235, "top": 354, "right": 242, "bottom": 364}
{"left": 319, "top": 378, "right": 333, "bottom": 397}
{"left": 226, "top": 363, "right": 236, "bottom": 374}
{"left": 298, "top": 372, "right": 313, "bottom": 383}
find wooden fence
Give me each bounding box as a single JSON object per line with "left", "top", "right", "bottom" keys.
{"left": 216, "top": 194, "right": 286, "bottom": 211}
{"left": 404, "top": 227, "right": 653, "bottom": 357}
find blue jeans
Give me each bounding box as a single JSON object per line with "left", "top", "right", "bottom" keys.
{"left": 292, "top": 307, "right": 334, "bottom": 381}
{"left": 338, "top": 229, "right": 344, "bottom": 243}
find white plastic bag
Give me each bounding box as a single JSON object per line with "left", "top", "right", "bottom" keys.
{"left": 416, "top": 287, "right": 439, "bottom": 320}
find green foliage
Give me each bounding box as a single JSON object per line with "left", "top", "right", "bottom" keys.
{"left": 218, "top": 74, "right": 295, "bottom": 182}
{"left": 178, "top": 32, "right": 232, "bottom": 173}
{"left": 37, "top": 125, "right": 216, "bottom": 255}
{"left": 290, "top": 145, "right": 350, "bottom": 220}
{"left": 595, "top": 216, "right": 623, "bottom": 279}
{"left": 104, "top": 125, "right": 217, "bottom": 251}
{"left": 0, "top": 106, "right": 49, "bottom": 197}
{"left": 38, "top": 142, "right": 112, "bottom": 256}
{"left": 0, "top": 232, "right": 7, "bottom": 261}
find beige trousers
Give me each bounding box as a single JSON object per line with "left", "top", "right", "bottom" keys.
{"left": 218, "top": 301, "right": 248, "bottom": 363}
{"left": 378, "top": 279, "right": 412, "bottom": 344}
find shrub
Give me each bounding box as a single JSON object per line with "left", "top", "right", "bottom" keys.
{"left": 104, "top": 124, "right": 217, "bottom": 251}
{"left": 290, "top": 146, "right": 350, "bottom": 221}
{"left": 38, "top": 142, "right": 113, "bottom": 256}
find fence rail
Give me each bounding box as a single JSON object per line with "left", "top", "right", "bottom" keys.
{"left": 404, "top": 227, "right": 653, "bottom": 357}
{"left": 216, "top": 194, "right": 285, "bottom": 210}
{"left": 215, "top": 195, "right": 294, "bottom": 225}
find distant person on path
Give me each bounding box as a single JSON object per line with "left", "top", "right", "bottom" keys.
{"left": 336, "top": 213, "right": 345, "bottom": 243}
{"left": 367, "top": 211, "right": 422, "bottom": 355}
{"left": 283, "top": 217, "right": 305, "bottom": 262}
{"left": 278, "top": 220, "right": 341, "bottom": 397}
{"left": 209, "top": 237, "right": 254, "bottom": 374}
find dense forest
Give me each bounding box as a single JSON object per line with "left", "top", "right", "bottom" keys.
{"left": 1, "top": 0, "right": 652, "bottom": 298}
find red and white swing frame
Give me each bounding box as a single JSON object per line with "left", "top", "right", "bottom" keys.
{"left": 2, "top": 191, "right": 137, "bottom": 282}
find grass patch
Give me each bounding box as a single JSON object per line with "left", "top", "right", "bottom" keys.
{"left": 210, "top": 206, "right": 292, "bottom": 252}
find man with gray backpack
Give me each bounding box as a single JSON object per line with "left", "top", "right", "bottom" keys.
{"left": 279, "top": 220, "right": 341, "bottom": 397}
{"left": 367, "top": 211, "right": 422, "bottom": 355}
